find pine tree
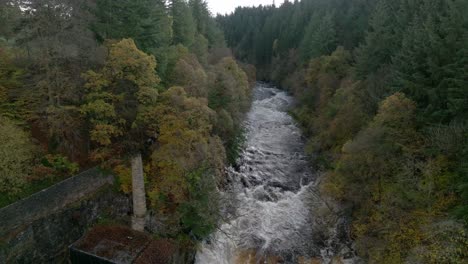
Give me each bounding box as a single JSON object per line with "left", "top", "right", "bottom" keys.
{"left": 354, "top": 0, "right": 400, "bottom": 79}
{"left": 299, "top": 12, "right": 337, "bottom": 61}
{"left": 392, "top": 0, "right": 468, "bottom": 122}
{"left": 92, "top": 0, "right": 172, "bottom": 53}
{"left": 170, "top": 0, "right": 196, "bottom": 47}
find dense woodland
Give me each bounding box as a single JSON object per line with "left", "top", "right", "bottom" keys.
{"left": 0, "top": 0, "right": 253, "bottom": 241}
{"left": 1, "top": 0, "right": 468, "bottom": 262}
{"left": 220, "top": 0, "right": 468, "bottom": 262}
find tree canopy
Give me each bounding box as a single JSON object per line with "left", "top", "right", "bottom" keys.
{"left": 221, "top": 0, "right": 468, "bottom": 262}
{"left": 0, "top": 0, "right": 250, "bottom": 242}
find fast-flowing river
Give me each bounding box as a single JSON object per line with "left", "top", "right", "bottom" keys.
{"left": 195, "top": 84, "right": 356, "bottom": 264}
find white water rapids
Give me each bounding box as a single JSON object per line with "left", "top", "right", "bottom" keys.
{"left": 195, "top": 84, "right": 357, "bottom": 264}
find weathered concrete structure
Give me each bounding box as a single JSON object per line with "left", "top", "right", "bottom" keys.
{"left": 0, "top": 169, "right": 131, "bottom": 263}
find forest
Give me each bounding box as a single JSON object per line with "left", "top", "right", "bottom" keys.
{"left": 0, "top": 0, "right": 253, "bottom": 241}
{"left": 219, "top": 0, "right": 468, "bottom": 262}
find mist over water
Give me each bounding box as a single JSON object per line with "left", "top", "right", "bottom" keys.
{"left": 195, "top": 84, "right": 356, "bottom": 264}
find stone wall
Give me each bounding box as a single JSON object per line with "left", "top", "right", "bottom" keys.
{"left": 0, "top": 168, "right": 131, "bottom": 264}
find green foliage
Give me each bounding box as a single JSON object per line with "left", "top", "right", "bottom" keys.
{"left": 207, "top": 57, "right": 251, "bottom": 163}
{"left": 354, "top": 0, "right": 401, "bottom": 79}
{"left": 0, "top": 117, "right": 36, "bottom": 195}
{"left": 168, "top": 53, "right": 208, "bottom": 98}
{"left": 222, "top": 1, "right": 467, "bottom": 261}
{"left": 39, "top": 154, "right": 79, "bottom": 178}
{"left": 113, "top": 164, "right": 132, "bottom": 194}
{"left": 0, "top": 0, "right": 246, "bottom": 243}
{"left": 189, "top": 0, "right": 225, "bottom": 48}
{"left": 224, "top": 128, "right": 246, "bottom": 166}
{"left": 0, "top": 43, "right": 24, "bottom": 122}
{"left": 392, "top": 0, "right": 468, "bottom": 123}
{"left": 81, "top": 38, "right": 160, "bottom": 160}
{"left": 0, "top": 177, "right": 58, "bottom": 208}
{"left": 92, "top": 0, "right": 172, "bottom": 53}
{"left": 208, "top": 57, "right": 250, "bottom": 122}
{"left": 171, "top": 0, "right": 197, "bottom": 47}
{"left": 147, "top": 87, "right": 226, "bottom": 238}
{"left": 292, "top": 47, "right": 367, "bottom": 160}
{"left": 299, "top": 12, "right": 337, "bottom": 61}
{"left": 0, "top": 3, "right": 21, "bottom": 40}
{"left": 177, "top": 167, "right": 219, "bottom": 240}
{"left": 218, "top": 0, "right": 371, "bottom": 69}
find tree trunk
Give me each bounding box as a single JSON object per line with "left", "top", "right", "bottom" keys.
{"left": 131, "top": 153, "right": 147, "bottom": 231}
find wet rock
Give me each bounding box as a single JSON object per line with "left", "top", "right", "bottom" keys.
{"left": 195, "top": 84, "right": 356, "bottom": 264}
{"left": 240, "top": 177, "right": 250, "bottom": 188}
{"left": 344, "top": 251, "right": 354, "bottom": 259}
{"left": 267, "top": 181, "right": 295, "bottom": 192}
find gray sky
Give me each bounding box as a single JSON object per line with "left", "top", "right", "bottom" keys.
{"left": 206, "top": 0, "right": 285, "bottom": 15}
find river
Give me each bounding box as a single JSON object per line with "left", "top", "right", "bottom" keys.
{"left": 195, "top": 83, "right": 357, "bottom": 264}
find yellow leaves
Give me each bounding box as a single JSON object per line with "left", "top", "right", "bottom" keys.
{"left": 80, "top": 99, "right": 116, "bottom": 120}
{"left": 89, "top": 147, "right": 115, "bottom": 162}
{"left": 0, "top": 116, "right": 37, "bottom": 194}
{"left": 351, "top": 207, "right": 465, "bottom": 264}
{"left": 113, "top": 164, "right": 132, "bottom": 194}
{"left": 137, "top": 86, "right": 158, "bottom": 105}
{"left": 415, "top": 220, "right": 468, "bottom": 263}
{"left": 433, "top": 193, "right": 458, "bottom": 213}
{"left": 81, "top": 38, "right": 162, "bottom": 156}
{"left": 149, "top": 159, "right": 190, "bottom": 212}
{"left": 106, "top": 39, "right": 160, "bottom": 88}
{"left": 374, "top": 92, "right": 417, "bottom": 129}
{"left": 82, "top": 70, "right": 109, "bottom": 91}
{"left": 90, "top": 124, "right": 123, "bottom": 146}
{"left": 147, "top": 86, "right": 226, "bottom": 211}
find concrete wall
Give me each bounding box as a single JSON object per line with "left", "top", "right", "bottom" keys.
{"left": 0, "top": 168, "right": 131, "bottom": 263}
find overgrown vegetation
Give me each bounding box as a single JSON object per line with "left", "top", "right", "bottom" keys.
{"left": 0, "top": 0, "right": 252, "bottom": 242}
{"left": 220, "top": 0, "right": 468, "bottom": 262}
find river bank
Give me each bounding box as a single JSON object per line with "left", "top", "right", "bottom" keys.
{"left": 195, "top": 83, "right": 359, "bottom": 264}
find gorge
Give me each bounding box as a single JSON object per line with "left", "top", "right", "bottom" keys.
{"left": 196, "top": 84, "right": 356, "bottom": 264}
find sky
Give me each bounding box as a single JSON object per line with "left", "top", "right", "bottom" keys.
{"left": 206, "top": 0, "right": 285, "bottom": 15}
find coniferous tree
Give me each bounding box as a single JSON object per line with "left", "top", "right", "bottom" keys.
{"left": 354, "top": 0, "right": 400, "bottom": 79}
{"left": 299, "top": 12, "right": 337, "bottom": 61}
{"left": 15, "top": 0, "right": 99, "bottom": 160}
{"left": 170, "top": 0, "right": 196, "bottom": 47}
{"left": 92, "top": 0, "right": 172, "bottom": 53}
{"left": 393, "top": 0, "right": 468, "bottom": 123}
